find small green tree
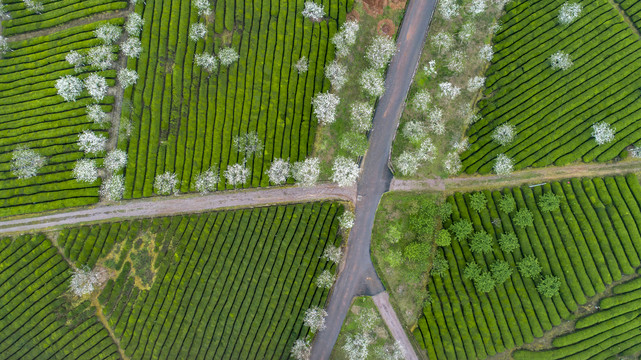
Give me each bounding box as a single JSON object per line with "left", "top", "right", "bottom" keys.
{"left": 435, "top": 229, "right": 452, "bottom": 247}
{"left": 470, "top": 192, "right": 487, "bottom": 212}
{"left": 513, "top": 209, "right": 534, "bottom": 228}
{"left": 518, "top": 255, "right": 542, "bottom": 278}
{"left": 498, "top": 232, "right": 520, "bottom": 253}
{"left": 469, "top": 231, "right": 493, "bottom": 254}
{"left": 537, "top": 275, "right": 561, "bottom": 297}
{"left": 490, "top": 260, "right": 512, "bottom": 284}
{"left": 386, "top": 225, "right": 402, "bottom": 244}
{"left": 498, "top": 194, "right": 516, "bottom": 213}
{"left": 431, "top": 252, "right": 449, "bottom": 277}
{"left": 385, "top": 249, "right": 403, "bottom": 267}
{"left": 450, "top": 219, "right": 474, "bottom": 241}
{"left": 438, "top": 202, "right": 453, "bottom": 220}
{"left": 404, "top": 242, "right": 432, "bottom": 262}
{"left": 539, "top": 192, "right": 561, "bottom": 212}
{"left": 474, "top": 271, "right": 495, "bottom": 293}
{"left": 410, "top": 201, "right": 438, "bottom": 237}
{"left": 463, "top": 261, "right": 482, "bottom": 280}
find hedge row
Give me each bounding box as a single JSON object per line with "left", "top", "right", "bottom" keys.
{"left": 414, "top": 174, "right": 641, "bottom": 359}
{"left": 121, "top": 0, "right": 351, "bottom": 197}
{"left": 461, "top": 0, "right": 641, "bottom": 174}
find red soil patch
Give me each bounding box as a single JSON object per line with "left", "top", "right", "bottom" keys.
{"left": 346, "top": 8, "right": 360, "bottom": 22}
{"left": 377, "top": 18, "right": 396, "bottom": 37}
{"left": 363, "top": 0, "right": 387, "bottom": 17}
{"left": 388, "top": 0, "right": 407, "bottom": 10}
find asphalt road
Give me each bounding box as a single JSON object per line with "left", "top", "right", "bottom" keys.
{"left": 310, "top": 0, "right": 436, "bottom": 358}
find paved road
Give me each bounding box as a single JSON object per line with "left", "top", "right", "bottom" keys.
{"left": 0, "top": 183, "right": 355, "bottom": 234}
{"left": 310, "top": 0, "right": 436, "bottom": 358}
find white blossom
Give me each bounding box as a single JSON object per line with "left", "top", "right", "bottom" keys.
{"left": 87, "top": 45, "right": 114, "bottom": 70}
{"left": 339, "top": 211, "right": 355, "bottom": 229}
{"left": 73, "top": 158, "right": 98, "bottom": 183}
{"left": 224, "top": 163, "right": 250, "bottom": 187}
{"left": 492, "top": 123, "right": 516, "bottom": 146}
{"left": 291, "top": 339, "right": 311, "bottom": 360}
{"left": 443, "top": 152, "right": 462, "bottom": 175}
{"left": 490, "top": 21, "right": 503, "bottom": 34}
{"left": 403, "top": 120, "right": 427, "bottom": 143}
{"left": 396, "top": 151, "right": 420, "bottom": 176}
{"left": 438, "top": 82, "right": 460, "bottom": 100}
{"left": 459, "top": 23, "right": 475, "bottom": 43}
{"left": 267, "top": 158, "right": 290, "bottom": 185}
{"left": 426, "top": 60, "right": 437, "bottom": 77}
{"left": 56, "top": 75, "right": 83, "bottom": 102}
{"left": 323, "top": 245, "right": 342, "bottom": 264}
{"left": 312, "top": 92, "right": 340, "bottom": 125}
{"left": 550, "top": 51, "right": 573, "bottom": 70}
{"left": 69, "top": 267, "right": 107, "bottom": 297}
{"left": 104, "top": 149, "right": 128, "bottom": 172}
{"left": 316, "top": 270, "right": 336, "bottom": 289}
{"left": 459, "top": 104, "right": 480, "bottom": 125}
{"left": 447, "top": 50, "right": 464, "bottom": 73}
{"left": 559, "top": 2, "right": 582, "bottom": 25}
{"left": 95, "top": 24, "right": 122, "bottom": 45}
{"left": 304, "top": 306, "right": 328, "bottom": 333}
{"left": 417, "top": 137, "right": 437, "bottom": 162}
{"left": 366, "top": 35, "right": 396, "bottom": 69}
{"left": 376, "top": 341, "right": 406, "bottom": 360}
{"left": 121, "top": 37, "right": 143, "bottom": 58}
{"left": 0, "top": 2, "right": 10, "bottom": 20}
{"left": 118, "top": 68, "right": 138, "bottom": 89}
{"left": 350, "top": 102, "right": 374, "bottom": 132}
{"left": 332, "top": 20, "right": 359, "bottom": 57}
{"left": 428, "top": 107, "right": 445, "bottom": 135}
{"left": 452, "top": 137, "right": 469, "bottom": 153}
{"left": 189, "top": 23, "right": 207, "bottom": 41}
{"left": 468, "top": 0, "right": 487, "bottom": 15}
{"left": 467, "top": 76, "right": 486, "bottom": 92}
{"left": 630, "top": 146, "right": 641, "bottom": 158}
{"left": 433, "top": 32, "right": 454, "bottom": 53}
{"left": 193, "top": 0, "right": 211, "bottom": 16}
{"left": 592, "top": 122, "right": 615, "bottom": 145}
{"left": 86, "top": 104, "right": 109, "bottom": 125}
{"left": 294, "top": 57, "right": 309, "bottom": 73}
{"left": 66, "top": 50, "right": 84, "bottom": 72}
{"left": 125, "top": 12, "right": 144, "bottom": 36}
{"left": 438, "top": 0, "right": 459, "bottom": 20}
{"left": 302, "top": 1, "right": 325, "bottom": 21}
{"left": 494, "top": 153, "right": 513, "bottom": 175}
{"left": 218, "top": 47, "right": 239, "bottom": 66}
{"left": 343, "top": 333, "right": 372, "bottom": 360}
{"left": 11, "top": 146, "right": 46, "bottom": 179}
{"left": 84, "top": 74, "right": 108, "bottom": 102}
{"left": 193, "top": 53, "right": 217, "bottom": 73}
{"left": 0, "top": 36, "right": 8, "bottom": 57}
{"left": 325, "top": 60, "right": 347, "bottom": 90}
{"left": 195, "top": 168, "right": 219, "bottom": 194}
{"left": 233, "top": 132, "right": 263, "bottom": 156}
{"left": 292, "top": 157, "right": 320, "bottom": 186}
{"left": 413, "top": 89, "right": 431, "bottom": 114}
{"left": 479, "top": 44, "right": 494, "bottom": 62}
{"left": 23, "top": 0, "right": 43, "bottom": 14}
{"left": 154, "top": 171, "right": 179, "bottom": 195}
{"left": 100, "top": 174, "right": 125, "bottom": 201}
{"left": 78, "top": 130, "right": 107, "bottom": 154}
{"left": 360, "top": 68, "right": 385, "bottom": 98}
{"left": 331, "top": 156, "right": 360, "bottom": 187}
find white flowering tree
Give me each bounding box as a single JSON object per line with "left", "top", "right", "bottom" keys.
{"left": 267, "top": 158, "right": 290, "bottom": 185}
{"left": 332, "top": 20, "right": 359, "bottom": 57}
{"left": 154, "top": 171, "right": 179, "bottom": 195}
{"left": 189, "top": 23, "right": 207, "bottom": 41}
{"left": 412, "top": 89, "right": 431, "bottom": 114}
{"left": 443, "top": 152, "right": 462, "bottom": 175}
{"left": 125, "top": 12, "right": 144, "bottom": 36}
{"left": 121, "top": 37, "right": 143, "bottom": 58}
{"left": 467, "top": 76, "right": 485, "bottom": 92}
{"left": 332, "top": 156, "right": 360, "bottom": 187}
{"left": 0, "top": 35, "right": 8, "bottom": 58}
{"left": 0, "top": 2, "right": 10, "bottom": 20}
{"left": 66, "top": 50, "right": 84, "bottom": 72}
{"left": 23, "top": 0, "right": 43, "bottom": 14}
{"left": 402, "top": 121, "right": 427, "bottom": 143}
{"left": 366, "top": 35, "right": 396, "bottom": 69}
{"left": 290, "top": 339, "right": 311, "bottom": 360}
{"left": 418, "top": 137, "right": 437, "bottom": 162}
{"left": 438, "top": 0, "right": 459, "bottom": 20}
{"left": 78, "top": 130, "right": 107, "bottom": 154}
{"left": 447, "top": 50, "right": 464, "bottom": 73}
{"left": 87, "top": 45, "right": 114, "bottom": 70}
{"left": 452, "top": 137, "right": 469, "bottom": 153}
{"left": 84, "top": 74, "right": 108, "bottom": 102}
{"left": 316, "top": 270, "right": 336, "bottom": 289}
{"left": 303, "top": 306, "right": 328, "bottom": 333}
{"left": 343, "top": 333, "right": 372, "bottom": 360}
{"left": 325, "top": 60, "right": 347, "bottom": 90}
{"left": 459, "top": 23, "right": 475, "bottom": 42}
{"left": 492, "top": 123, "right": 516, "bottom": 145}
{"left": 425, "top": 59, "right": 437, "bottom": 77}
{"left": 218, "top": 47, "right": 239, "bottom": 66}
{"left": 233, "top": 132, "right": 263, "bottom": 157}
{"left": 323, "top": 245, "right": 342, "bottom": 264}
{"left": 438, "top": 82, "right": 460, "bottom": 100}
{"left": 479, "top": 44, "right": 494, "bottom": 62}
{"left": 494, "top": 153, "right": 513, "bottom": 175}
{"left": 558, "top": 2, "right": 581, "bottom": 25}
{"left": 302, "top": 1, "right": 324, "bottom": 21}
{"left": 629, "top": 146, "right": 641, "bottom": 158}
{"left": 592, "top": 122, "right": 615, "bottom": 145}
{"left": 11, "top": 146, "right": 46, "bottom": 179}
{"left": 195, "top": 52, "right": 218, "bottom": 72}
{"left": 428, "top": 107, "right": 445, "bottom": 135}
{"left": 193, "top": 0, "right": 211, "bottom": 16}
{"left": 294, "top": 57, "right": 308, "bottom": 73}
{"left": 195, "top": 168, "right": 219, "bottom": 194}
{"left": 69, "top": 266, "right": 107, "bottom": 297}
{"left": 56, "top": 75, "right": 83, "bottom": 102}
{"left": 104, "top": 149, "right": 128, "bottom": 172}
{"left": 73, "top": 158, "right": 98, "bottom": 183}
{"left": 224, "top": 163, "right": 250, "bottom": 187}
{"left": 360, "top": 68, "right": 385, "bottom": 98}
{"left": 468, "top": 0, "right": 486, "bottom": 15}
{"left": 312, "top": 92, "right": 340, "bottom": 125}
{"left": 395, "top": 151, "right": 420, "bottom": 176}
{"left": 95, "top": 24, "right": 121, "bottom": 45}
{"left": 86, "top": 104, "right": 109, "bottom": 125}
{"left": 350, "top": 102, "right": 374, "bottom": 132}
{"left": 550, "top": 51, "right": 573, "bottom": 70}
{"left": 117, "top": 68, "right": 138, "bottom": 89}
{"left": 432, "top": 32, "right": 453, "bottom": 53}
{"left": 292, "top": 157, "right": 320, "bottom": 186}
{"left": 339, "top": 211, "right": 355, "bottom": 229}
{"left": 100, "top": 174, "right": 125, "bottom": 201}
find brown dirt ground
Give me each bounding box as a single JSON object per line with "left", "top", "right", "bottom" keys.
{"left": 388, "top": 0, "right": 407, "bottom": 10}
{"left": 363, "top": 0, "right": 387, "bottom": 17}
{"left": 377, "top": 18, "right": 396, "bottom": 37}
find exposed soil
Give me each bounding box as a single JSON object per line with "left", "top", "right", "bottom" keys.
{"left": 363, "top": 0, "right": 387, "bottom": 17}
{"left": 388, "top": 0, "right": 407, "bottom": 10}
{"left": 346, "top": 8, "right": 360, "bottom": 22}
{"left": 377, "top": 18, "right": 396, "bottom": 37}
